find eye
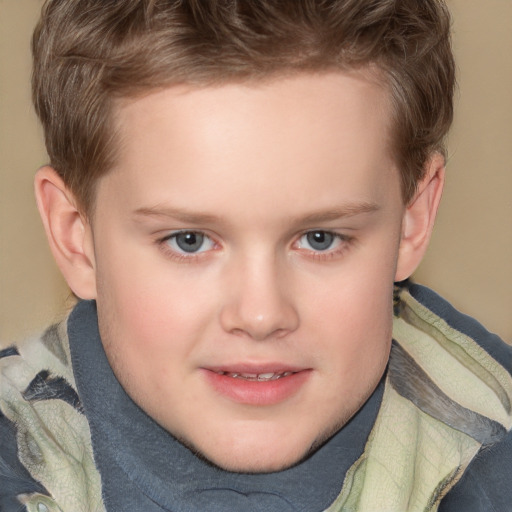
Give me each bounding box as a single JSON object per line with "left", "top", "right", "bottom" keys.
{"left": 164, "top": 231, "right": 216, "bottom": 254}
{"left": 298, "top": 230, "right": 341, "bottom": 252}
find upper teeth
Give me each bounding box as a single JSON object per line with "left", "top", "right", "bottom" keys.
{"left": 217, "top": 371, "right": 293, "bottom": 381}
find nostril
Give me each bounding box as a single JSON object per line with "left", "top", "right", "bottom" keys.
{"left": 219, "top": 275, "right": 300, "bottom": 340}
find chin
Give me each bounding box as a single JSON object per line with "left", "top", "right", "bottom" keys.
{"left": 181, "top": 424, "right": 346, "bottom": 474}
{"left": 207, "top": 452, "right": 307, "bottom": 474}
{"left": 178, "top": 433, "right": 314, "bottom": 474}
{"left": 171, "top": 406, "right": 359, "bottom": 474}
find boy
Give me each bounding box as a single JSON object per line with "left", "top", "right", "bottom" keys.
{"left": 1, "top": 0, "right": 511, "bottom": 511}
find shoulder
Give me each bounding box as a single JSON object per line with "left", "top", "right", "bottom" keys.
{"left": 407, "top": 283, "right": 512, "bottom": 373}
{"left": 0, "top": 321, "right": 82, "bottom": 433}
{"left": 1, "top": 338, "right": 53, "bottom": 510}
{"left": 398, "top": 283, "right": 512, "bottom": 512}
{"left": 439, "top": 428, "right": 512, "bottom": 512}
{"left": 0, "top": 321, "right": 102, "bottom": 511}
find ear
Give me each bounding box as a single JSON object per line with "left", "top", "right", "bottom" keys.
{"left": 395, "top": 153, "right": 445, "bottom": 282}
{"left": 34, "top": 166, "right": 97, "bottom": 299}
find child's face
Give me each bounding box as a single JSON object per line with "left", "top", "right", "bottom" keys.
{"left": 87, "top": 72, "right": 407, "bottom": 472}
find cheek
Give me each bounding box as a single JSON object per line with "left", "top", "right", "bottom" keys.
{"left": 303, "top": 243, "right": 396, "bottom": 381}
{"left": 94, "top": 256, "right": 213, "bottom": 405}
{"left": 94, "top": 244, "right": 224, "bottom": 372}
{"left": 311, "top": 284, "right": 393, "bottom": 367}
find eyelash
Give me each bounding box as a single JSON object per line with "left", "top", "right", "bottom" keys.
{"left": 156, "top": 230, "right": 354, "bottom": 263}
{"left": 157, "top": 231, "right": 218, "bottom": 263}
{"left": 295, "top": 231, "right": 354, "bottom": 261}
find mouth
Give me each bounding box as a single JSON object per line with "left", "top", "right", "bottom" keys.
{"left": 213, "top": 371, "right": 296, "bottom": 381}
{"left": 203, "top": 366, "right": 311, "bottom": 405}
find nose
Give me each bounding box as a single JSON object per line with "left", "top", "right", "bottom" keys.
{"left": 219, "top": 256, "right": 300, "bottom": 341}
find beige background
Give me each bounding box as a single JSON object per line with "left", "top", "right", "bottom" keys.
{"left": 1, "top": 0, "right": 511, "bottom": 344}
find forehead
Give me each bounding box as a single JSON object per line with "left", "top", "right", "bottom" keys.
{"left": 103, "top": 72, "right": 398, "bottom": 217}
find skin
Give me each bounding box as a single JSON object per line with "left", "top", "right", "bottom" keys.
{"left": 35, "top": 72, "right": 444, "bottom": 473}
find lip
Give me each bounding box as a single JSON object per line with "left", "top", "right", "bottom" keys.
{"left": 207, "top": 363, "right": 306, "bottom": 375}
{"left": 202, "top": 364, "right": 312, "bottom": 406}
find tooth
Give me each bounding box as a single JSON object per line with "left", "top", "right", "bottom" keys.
{"left": 222, "top": 371, "right": 295, "bottom": 381}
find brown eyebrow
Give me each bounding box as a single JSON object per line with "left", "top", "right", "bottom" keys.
{"left": 296, "top": 203, "right": 380, "bottom": 224}
{"left": 133, "top": 201, "right": 380, "bottom": 225}
{"left": 133, "top": 206, "right": 222, "bottom": 224}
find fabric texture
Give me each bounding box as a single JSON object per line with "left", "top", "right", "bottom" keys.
{"left": 328, "top": 285, "right": 512, "bottom": 511}
{"left": 1, "top": 284, "right": 511, "bottom": 511}
{"left": 0, "top": 323, "right": 104, "bottom": 512}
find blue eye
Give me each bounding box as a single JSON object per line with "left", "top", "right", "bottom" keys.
{"left": 298, "top": 231, "right": 340, "bottom": 252}
{"left": 166, "top": 231, "right": 215, "bottom": 254}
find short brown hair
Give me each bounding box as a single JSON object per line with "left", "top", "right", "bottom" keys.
{"left": 32, "top": 0, "right": 455, "bottom": 213}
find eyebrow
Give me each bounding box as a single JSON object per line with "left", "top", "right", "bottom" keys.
{"left": 133, "top": 206, "right": 221, "bottom": 224}
{"left": 296, "top": 202, "right": 380, "bottom": 224}
{"left": 133, "top": 202, "right": 380, "bottom": 225}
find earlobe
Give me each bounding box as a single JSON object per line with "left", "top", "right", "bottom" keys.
{"left": 34, "top": 166, "right": 97, "bottom": 299}
{"left": 395, "top": 153, "right": 445, "bottom": 282}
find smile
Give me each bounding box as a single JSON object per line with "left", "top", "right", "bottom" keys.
{"left": 214, "top": 371, "right": 295, "bottom": 381}
{"left": 204, "top": 367, "right": 311, "bottom": 405}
